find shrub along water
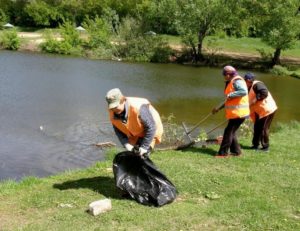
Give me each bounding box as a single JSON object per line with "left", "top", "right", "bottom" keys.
{"left": 0, "top": 121, "right": 299, "bottom": 230}
{"left": 0, "top": 29, "right": 20, "bottom": 50}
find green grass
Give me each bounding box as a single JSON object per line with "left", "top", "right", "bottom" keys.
{"left": 204, "top": 36, "right": 269, "bottom": 54}
{"left": 162, "top": 34, "right": 300, "bottom": 59}
{"left": 0, "top": 121, "right": 299, "bottom": 230}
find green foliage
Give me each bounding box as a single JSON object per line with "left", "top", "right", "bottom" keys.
{"left": 290, "top": 70, "right": 300, "bottom": 79}
{"left": 0, "top": 8, "right": 8, "bottom": 25}
{"left": 197, "top": 129, "right": 208, "bottom": 142}
{"left": 0, "top": 28, "right": 20, "bottom": 50}
{"left": 40, "top": 37, "right": 73, "bottom": 55}
{"left": 25, "top": 0, "right": 60, "bottom": 27}
{"left": 40, "top": 23, "right": 82, "bottom": 55}
{"left": 268, "top": 65, "right": 300, "bottom": 79}
{"left": 60, "top": 20, "right": 82, "bottom": 47}
{"left": 161, "top": 114, "right": 184, "bottom": 145}
{"left": 273, "top": 120, "right": 300, "bottom": 133}
{"left": 270, "top": 65, "right": 291, "bottom": 76}
{"left": 175, "top": 0, "right": 227, "bottom": 60}
{"left": 256, "top": 48, "right": 273, "bottom": 61}
{"left": 139, "top": 0, "right": 179, "bottom": 34}
{"left": 150, "top": 42, "right": 173, "bottom": 63}
{"left": 249, "top": 0, "right": 300, "bottom": 64}
{"left": 239, "top": 119, "right": 253, "bottom": 138}
{"left": 82, "top": 16, "right": 111, "bottom": 49}
{"left": 86, "top": 46, "right": 114, "bottom": 60}
{"left": 113, "top": 17, "right": 171, "bottom": 62}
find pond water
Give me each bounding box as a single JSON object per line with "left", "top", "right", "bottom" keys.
{"left": 1, "top": 50, "right": 299, "bottom": 181}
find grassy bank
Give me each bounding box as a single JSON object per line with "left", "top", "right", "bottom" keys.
{"left": 0, "top": 122, "right": 300, "bottom": 230}
{"left": 163, "top": 34, "right": 300, "bottom": 59}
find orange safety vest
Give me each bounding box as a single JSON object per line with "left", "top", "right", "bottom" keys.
{"left": 224, "top": 76, "right": 250, "bottom": 119}
{"left": 109, "top": 97, "right": 163, "bottom": 148}
{"left": 248, "top": 80, "right": 278, "bottom": 121}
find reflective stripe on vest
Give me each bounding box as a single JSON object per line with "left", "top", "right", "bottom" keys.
{"left": 249, "top": 81, "right": 278, "bottom": 120}
{"left": 224, "top": 76, "right": 250, "bottom": 119}
{"left": 109, "top": 97, "right": 163, "bottom": 147}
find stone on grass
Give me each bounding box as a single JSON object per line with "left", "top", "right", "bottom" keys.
{"left": 88, "top": 199, "right": 112, "bottom": 216}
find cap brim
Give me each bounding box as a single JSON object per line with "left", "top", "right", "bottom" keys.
{"left": 108, "top": 101, "right": 120, "bottom": 109}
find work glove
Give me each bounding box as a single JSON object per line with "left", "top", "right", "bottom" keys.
{"left": 124, "top": 143, "right": 134, "bottom": 152}
{"left": 226, "top": 93, "right": 232, "bottom": 99}
{"left": 212, "top": 107, "right": 219, "bottom": 114}
{"left": 138, "top": 147, "right": 148, "bottom": 156}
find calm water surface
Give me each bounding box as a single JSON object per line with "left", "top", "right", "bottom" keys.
{"left": 0, "top": 51, "right": 299, "bottom": 181}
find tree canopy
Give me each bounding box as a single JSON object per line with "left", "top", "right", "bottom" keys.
{"left": 0, "top": 0, "right": 299, "bottom": 65}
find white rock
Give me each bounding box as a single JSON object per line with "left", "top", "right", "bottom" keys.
{"left": 88, "top": 199, "right": 112, "bottom": 216}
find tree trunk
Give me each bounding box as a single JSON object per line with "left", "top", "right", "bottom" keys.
{"left": 190, "top": 41, "right": 197, "bottom": 63}
{"left": 197, "top": 33, "right": 205, "bottom": 62}
{"left": 197, "top": 20, "right": 210, "bottom": 62}
{"left": 271, "top": 48, "right": 281, "bottom": 66}
{"left": 197, "top": 41, "right": 204, "bottom": 61}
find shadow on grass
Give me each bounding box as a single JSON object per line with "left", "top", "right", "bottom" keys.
{"left": 178, "top": 146, "right": 217, "bottom": 156}
{"left": 53, "top": 176, "right": 122, "bottom": 199}
{"left": 240, "top": 144, "right": 253, "bottom": 150}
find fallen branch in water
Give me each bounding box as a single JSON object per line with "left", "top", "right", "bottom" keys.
{"left": 93, "top": 141, "right": 116, "bottom": 148}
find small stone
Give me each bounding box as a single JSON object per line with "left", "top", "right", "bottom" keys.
{"left": 58, "top": 203, "right": 73, "bottom": 208}
{"left": 88, "top": 199, "right": 112, "bottom": 216}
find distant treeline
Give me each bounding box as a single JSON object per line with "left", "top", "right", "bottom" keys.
{"left": 0, "top": 0, "right": 299, "bottom": 66}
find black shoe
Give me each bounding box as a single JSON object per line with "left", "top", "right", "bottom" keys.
{"left": 250, "top": 146, "right": 258, "bottom": 150}
{"left": 260, "top": 147, "right": 269, "bottom": 152}
{"left": 230, "top": 152, "right": 242, "bottom": 157}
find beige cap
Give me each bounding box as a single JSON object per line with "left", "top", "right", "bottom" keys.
{"left": 105, "top": 88, "right": 123, "bottom": 109}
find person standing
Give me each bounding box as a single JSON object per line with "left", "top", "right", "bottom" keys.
{"left": 243, "top": 73, "right": 278, "bottom": 152}
{"left": 212, "top": 66, "right": 250, "bottom": 157}
{"left": 105, "top": 88, "right": 163, "bottom": 157}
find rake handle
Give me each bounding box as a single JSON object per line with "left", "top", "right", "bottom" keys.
{"left": 186, "top": 101, "right": 225, "bottom": 135}
{"left": 186, "top": 112, "right": 212, "bottom": 135}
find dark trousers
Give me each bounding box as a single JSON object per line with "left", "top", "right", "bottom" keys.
{"left": 252, "top": 112, "right": 275, "bottom": 148}
{"left": 218, "top": 118, "right": 245, "bottom": 155}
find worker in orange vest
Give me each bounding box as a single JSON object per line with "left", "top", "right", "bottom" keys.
{"left": 244, "top": 73, "right": 278, "bottom": 152}
{"left": 212, "top": 66, "right": 250, "bottom": 157}
{"left": 105, "top": 88, "right": 163, "bottom": 158}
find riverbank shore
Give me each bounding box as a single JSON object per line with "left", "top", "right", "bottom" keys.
{"left": 15, "top": 32, "right": 300, "bottom": 69}
{"left": 1, "top": 121, "right": 299, "bottom": 230}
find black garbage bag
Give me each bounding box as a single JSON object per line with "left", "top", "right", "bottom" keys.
{"left": 113, "top": 151, "right": 177, "bottom": 206}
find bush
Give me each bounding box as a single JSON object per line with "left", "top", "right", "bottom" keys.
{"left": 0, "top": 29, "right": 20, "bottom": 50}
{"left": 150, "top": 43, "right": 173, "bottom": 63}
{"left": 60, "top": 21, "right": 82, "bottom": 47}
{"left": 83, "top": 16, "right": 111, "bottom": 50}
{"left": 113, "top": 17, "right": 171, "bottom": 62}
{"left": 256, "top": 48, "right": 272, "bottom": 61}
{"left": 40, "top": 22, "right": 83, "bottom": 55}
{"left": 40, "top": 30, "right": 70, "bottom": 54}
{"left": 270, "top": 65, "right": 291, "bottom": 76}
{"left": 161, "top": 114, "right": 184, "bottom": 146}
{"left": 290, "top": 69, "right": 300, "bottom": 79}
{"left": 85, "top": 46, "right": 114, "bottom": 60}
